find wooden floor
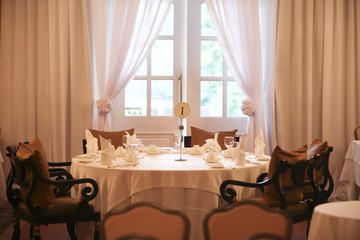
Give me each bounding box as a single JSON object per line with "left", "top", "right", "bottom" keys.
{"left": 0, "top": 221, "right": 307, "bottom": 240}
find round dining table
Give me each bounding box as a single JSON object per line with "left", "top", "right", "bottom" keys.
{"left": 71, "top": 149, "right": 270, "bottom": 240}
{"left": 308, "top": 201, "right": 360, "bottom": 240}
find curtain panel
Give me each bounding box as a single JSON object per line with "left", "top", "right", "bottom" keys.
{"left": 0, "top": 0, "right": 92, "bottom": 163}
{"left": 206, "top": 0, "right": 274, "bottom": 153}
{"left": 86, "top": 0, "right": 173, "bottom": 131}
{"left": 272, "top": 0, "right": 360, "bottom": 197}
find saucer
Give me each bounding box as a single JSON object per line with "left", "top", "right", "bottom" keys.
{"left": 210, "top": 163, "right": 224, "bottom": 168}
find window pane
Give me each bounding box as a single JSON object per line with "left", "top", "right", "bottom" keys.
{"left": 151, "top": 80, "right": 173, "bottom": 116}
{"left": 201, "top": 3, "right": 216, "bottom": 36}
{"left": 201, "top": 81, "right": 222, "bottom": 117}
{"left": 227, "top": 81, "right": 246, "bottom": 117}
{"left": 151, "top": 40, "right": 174, "bottom": 76}
{"left": 125, "top": 80, "right": 147, "bottom": 116}
{"left": 159, "top": 4, "right": 174, "bottom": 36}
{"left": 201, "top": 41, "right": 223, "bottom": 77}
{"left": 137, "top": 59, "right": 147, "bottom": 76}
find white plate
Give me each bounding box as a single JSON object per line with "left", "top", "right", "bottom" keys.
{"left": 255, "top": 156, "right": 270, "bottom": 161}
{"left": 147, "top": 151, "right": 159, "bottom": 155}
{"left": 76, "top": 159, "right": 95, "bottom": 163}
{"left": 210, "top": 163, "right": 224, "bottom": 168}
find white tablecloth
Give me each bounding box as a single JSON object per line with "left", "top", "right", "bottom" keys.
{"left": 340, "top": 141, "right": 360, "bottom": 200}
{"left": 71, "top": 151, "right": 269, "bottom": 240}
{"left": 308, "top": 201, "right": 360, "bottom": 240}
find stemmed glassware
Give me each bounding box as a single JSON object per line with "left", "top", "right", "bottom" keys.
{"left": 129, "top": 143, "right": 140, "bottom": 166}
{"left": 122, "top": 135, "right": 130, "bottom": 149}
{"left": 224, "top": 136, "right": 234, "bottom": 151}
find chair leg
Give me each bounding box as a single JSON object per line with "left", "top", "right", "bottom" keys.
{"left": 33, "top": 224, "right": 41, "bottom": 240}
{"left": 94, "top": 220, "right": 100, "bottom": 240}
{"left": 30, "top": 224, "right": 34, "bottom": 238}
{"left": 66, "top": 222, "right": 77, "bottom": 240}
{"left": 12, "top": 217, "right": 20, "bottom": 240}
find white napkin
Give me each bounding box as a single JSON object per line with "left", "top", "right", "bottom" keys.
{"left": 224, "top": 148, "right": 232, "bottom": 158}
{"left": 203, "top": 133, "right": 222, "bottom": 153}
{"left": 232, "top": 135, "right": 247, "bottom": 166}
{"left": 115, "top": 146, "right": 127, "bottom": 157}
{"left": 190, "top": 145, "right": 203, "bottom": 155}
{"left": 255, "top": 128, "right": 265, "bottom": 157}
{"left": 205, "top": 152, "right": 220, "bottom": 163}
{"left": 147, "top": 144, "right": 159, "bottom": 153}
{"left": 85, "top": 129, "right": 98, "bottom": 156}
{"left": 100, "top": 136, "right": 115, "bottom": 165}
{"left": 124, "top": 132, "right": 142, "bottom": 145}
{"left": 232, "top": 147, "right": 245, "bottom": 166}
{"left": 239, "top": 134, "right": 248, "bottom": 152}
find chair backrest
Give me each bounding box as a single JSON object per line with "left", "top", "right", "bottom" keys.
{"left": 355, "top": 126, "right": 360, "bottom": 140}
{"left": 102, "top": 202, "right": 190, "bottom": 240}
{"left": 313, "top": 146, "right": 334, "bottom": 204}
{"left": 203, "top": 200, "right": 292, "bottom": 240}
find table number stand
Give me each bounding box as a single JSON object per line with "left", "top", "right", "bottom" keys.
{"left": 175, "top": 119, "right": 186, "bottom": 161}
{"left": 174, "top": 102, "right": 191, "bottom": 162}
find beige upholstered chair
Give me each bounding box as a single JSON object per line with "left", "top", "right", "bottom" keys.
{"left": 102, "top": 202, "right": 190, "bottom": 240}
{"left": 203, "top": 200, "right": 292, "bottom": 240}
{"left": 355, "top": 126, "right": 360, "bottom": 140}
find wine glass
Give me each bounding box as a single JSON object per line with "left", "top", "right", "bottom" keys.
{"left": 129, "top": 143, "right": 139, "bottom": 166}
{"left": 224, "top": 136, "right": 234, "bottom": 151}
{"left": 122, "top": 135, "right": 130, "bottom": 149}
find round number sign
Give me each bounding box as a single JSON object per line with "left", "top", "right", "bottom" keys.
{"left": 174, "top": 102, "right": 191, "bottom": 119}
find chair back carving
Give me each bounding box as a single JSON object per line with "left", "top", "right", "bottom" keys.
{"left": 203, "top": 200, "right": 292, "bottom": 240}
{"left": 102, "top": 202, "right": 190, "bottom": 240}
{"left": 355, "top": 126, "right": 360, "bottom": 140}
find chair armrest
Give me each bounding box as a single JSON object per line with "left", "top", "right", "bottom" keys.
{"left": 48, "top": 161, "right": 72, "bottom": 167}
{"left": 256, "top": 172, "right": 268, "bottom": 192}
{"left": 25, "top": 171, "right": 99, "bottom": 216}
{"left": 220, "top": 177, "right": 275, "bottom": 204}
{"left": 36, "top": 174, "right": 98, "bottom": 201}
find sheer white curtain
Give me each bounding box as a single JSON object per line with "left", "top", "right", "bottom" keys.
{"left": 206, "top": 0, "right": 274, "bottom": 153}
{"left": 0, "top": 0, "right": 92, "bottom": 163}
{"left": 86, "top": 0, "right": 173, "bottom": 131}
{"left": 272, "top": 0, "right": 360, "bottom": 198}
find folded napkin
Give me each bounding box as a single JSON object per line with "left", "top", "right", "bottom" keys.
{"left": 115, "top": 146, "right": 127, "bottom": 157}
{"left": 203, "top": 133, "right": 222, "bottom": 153}
{"left": 255, "top": 128, "right": 265, "bottom": 157}
{"left": 224, "top": 148, "right": 232, "bottom": 158}
{"left": 239, "top": 134, "right": 248, "bottom": 152}
{"left": 232, "top": 135, "right": 247, "bottom": 166}
{"left": 147, "top": 144, "right": 159, "bottom": 153}
{"left": 125, "top": 131, "right": 142, "bottom": 145}
{"left": 205, "top": 152, "right": 220, "bottom": 163}
{"left": 100, "top": 136, "right": 115, "bottom": 165}
{"left": 190, "top": 145, "right": 203, "bottom": 155}
{"left": 85, "top": 129, "right": 98, "bottom": 156}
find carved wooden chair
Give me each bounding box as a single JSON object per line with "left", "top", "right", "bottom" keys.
{"left": 203, "top": 200, "right": 292, "bottom": 240}
{"left": 355, "top": 126, "right": 360, "bottom": 140}
{"left": 102, "top": 202, "right": 190, "bottom": 240}
{"left": 220, "top": 142, "right": 333, "bottom": 235}
{"left": 6, "top": 139, "right": 100, "bottom": 240}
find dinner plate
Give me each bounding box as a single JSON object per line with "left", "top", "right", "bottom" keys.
{"left": 147, "top": 151, "right": 159, "bottom": 155}
{"left": 210, "top": 163, "right": 224, "bottom": 168}
{"left": 76, "top": 159, "right": 96, "bottom": 163}
{"left": 255, "top": 156, "right": 270, "bottom": 161}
